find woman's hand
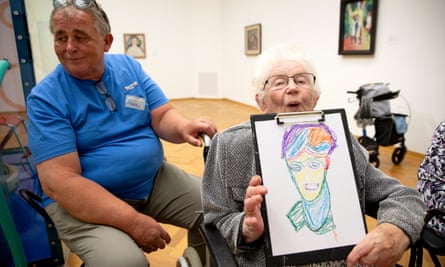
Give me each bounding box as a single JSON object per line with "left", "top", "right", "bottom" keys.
{"left": 242, "top": 175, "right": 268, "bottom": 243}
{"left": 347, "top": 222, "right": 410, "bottom": 267}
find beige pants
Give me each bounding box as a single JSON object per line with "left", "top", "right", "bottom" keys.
{"left": 45, "top": 161, "right": 204, "bottom": 267}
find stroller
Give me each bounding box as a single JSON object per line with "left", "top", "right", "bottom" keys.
{"left": 347, "top": 83, "right": 409, "bottom": 168}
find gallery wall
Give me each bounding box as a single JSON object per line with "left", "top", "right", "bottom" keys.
{"left": 23, "top": 0, "right": 445, "bottom": 154}
{"left": 218, "top": 0, "right": 445, "bottom": 155}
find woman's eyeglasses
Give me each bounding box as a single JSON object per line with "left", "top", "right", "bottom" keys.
{"left": 95, "top": 81, "right": 117, "bottom": 112}
{"left": 263, "top": 73, "right": 316, "bottom": 91}
{"left": 53, "top": 0, "right": 97, "bottom": 9}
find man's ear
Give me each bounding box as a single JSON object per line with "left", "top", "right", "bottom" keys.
{"left": 104, "top": 33, "right": 114, "bottom": 52}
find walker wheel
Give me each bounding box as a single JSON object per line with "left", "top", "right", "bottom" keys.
{"left": 371, "top": 157, "right": 380, "bottom": 168}
{"left": 369, "top": 151, "right": 380, "bottom": 168}
{"left": 392, "top": 147, "right": 406, "bottom": 164}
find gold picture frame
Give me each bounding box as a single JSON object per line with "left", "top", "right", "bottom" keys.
{"left": 244, "top": 23, "right": 261, "bottom": 56}
{"left": 124, "top": 33, "right": 146, "bottom": 59}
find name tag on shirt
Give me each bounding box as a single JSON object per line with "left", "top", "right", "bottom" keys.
{"left": 125, "top": 95, "right": 146, "bottom": 110}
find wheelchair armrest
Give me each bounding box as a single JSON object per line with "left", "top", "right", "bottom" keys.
{"left": 424, "top": 208, "right": 445, "bottom": 224}
{"left": 365, "top": 202, "right": 379, "bottom": 219}
{"left": 199, "top": 223, "right": 238, "bottom": 267}
{"left": 422, "top": 208, "right": 445, "bottom": 251}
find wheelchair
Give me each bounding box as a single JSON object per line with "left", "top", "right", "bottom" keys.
{"left": 408, "top": 208, "right": 445, "bottom": 267}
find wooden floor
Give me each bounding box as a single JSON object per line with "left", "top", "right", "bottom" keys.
{"left": 4, "top": 98, "right": 441, "bottom": 267}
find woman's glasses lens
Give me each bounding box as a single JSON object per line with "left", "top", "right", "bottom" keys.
{"left": 266, "top": 73, "right": 315, "bottom": 91}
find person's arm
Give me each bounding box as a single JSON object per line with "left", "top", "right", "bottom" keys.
{"left": 150, "top": 103, "right": 217, "bottom": 146}
{"left": 202, "top": 125, "right": 265, "bottom": 253}
{"left": 346, "top": 137, "right": 425, "bottom": 267}
{"left": 37, "top": 152, "right": 171, "bottom": 253}
{"left": 347, "top": 222, "right": 410, "bottom": 267}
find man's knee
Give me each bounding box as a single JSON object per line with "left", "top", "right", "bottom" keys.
{"left": 65, "top": 224, "right": 149, "bottom": 267}
{"left": 81, "top": 245, "right": 148, "bottom": 267}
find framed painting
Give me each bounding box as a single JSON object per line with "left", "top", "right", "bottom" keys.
{"left": 244, "top": 23, "right": 261, "bottom": 56}
{"left": 251, "top": 110, "right": 367, "bottom": 266}
{"left": 338, "top": 0, "right": 378, "bottom": 55}
{"left": 124, "top": 33, "right": 146, "bottom": 59}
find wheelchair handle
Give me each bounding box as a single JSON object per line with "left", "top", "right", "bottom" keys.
{"left": 201, "top": 134, "right": 212, "bottom": 163}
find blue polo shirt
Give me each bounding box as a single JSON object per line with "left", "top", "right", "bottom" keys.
{"left": 26, "top": 54, "right": 168, "bottom": 207}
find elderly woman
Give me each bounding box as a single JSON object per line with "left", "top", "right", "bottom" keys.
{"left": 417, "top": 119, "right": 445, "bottom": 237}
{"left": 202, "top": 44, "right": 425, "bottom": 267}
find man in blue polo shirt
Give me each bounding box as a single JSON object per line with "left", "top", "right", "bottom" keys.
{"left": 26, "top": 1, "right": 216, "bottom": 266}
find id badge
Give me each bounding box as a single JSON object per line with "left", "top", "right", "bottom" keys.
{"left": 125, "top": 95, "right": 146, "bottom": 110}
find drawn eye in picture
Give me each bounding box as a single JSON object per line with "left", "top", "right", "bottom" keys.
{"left": 124, "top": 33, "right": 146, "bottom": 59}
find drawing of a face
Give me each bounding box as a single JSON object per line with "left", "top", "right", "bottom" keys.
{"left": 285, "top": 150, "right": 328, "bottom": 201}
{"left": 282, "top": 124, "right": 336, "bottom": 202}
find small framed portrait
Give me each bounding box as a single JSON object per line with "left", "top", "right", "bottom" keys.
{"left": 338, "top": 0, "right": 378, "bottom": 55}
{"left": 124, "top": 33, "right": 146, "bottom": 59}
{"left": 244, "top": 23, "right": 261, "bottom": 56}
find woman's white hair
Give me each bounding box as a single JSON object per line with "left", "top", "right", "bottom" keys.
{"left": 252, "top": 44, "right": 321, "bottom": 100}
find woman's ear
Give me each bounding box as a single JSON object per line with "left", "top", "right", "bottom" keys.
{"left": 255, "top": 93, "right": 267, "bottom": 112}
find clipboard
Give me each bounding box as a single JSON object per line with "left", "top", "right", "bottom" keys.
{"left": 251, "top": 109, "right": 367, "bottom": 266}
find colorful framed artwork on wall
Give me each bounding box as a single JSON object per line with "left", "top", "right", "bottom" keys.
{"left": 338, "top": 0, "right": 378, "bottom": 55}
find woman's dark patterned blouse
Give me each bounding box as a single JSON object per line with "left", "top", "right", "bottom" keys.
{"left": 417, "top": 120, "right": 445, "bottom": 237}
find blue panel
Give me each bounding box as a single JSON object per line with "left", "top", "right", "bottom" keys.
{"left": 9, "top": 0, "right": 36, "bottom": 100}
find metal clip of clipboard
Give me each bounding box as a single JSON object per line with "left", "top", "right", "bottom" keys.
{"left": 275, "top": 110, "right": 325, "bottom": 125}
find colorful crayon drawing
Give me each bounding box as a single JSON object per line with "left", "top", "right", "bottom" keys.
{"left": 281, "top": 123, "right": 338, "bottom": 237}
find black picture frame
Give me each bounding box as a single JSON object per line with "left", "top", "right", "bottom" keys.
{"left": 338, "top": 0, "right": 378, "bottom": 55}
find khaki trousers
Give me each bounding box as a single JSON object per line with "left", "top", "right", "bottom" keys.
{"left": 46, "top": 161, "right": 204, "bottom": 267}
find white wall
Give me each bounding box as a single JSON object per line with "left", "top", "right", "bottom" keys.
{"left": 220, "top": 0, "right": 445, "bottom": 154}
{"left": 25, "top": 0, "right": 445, "bottom": 154}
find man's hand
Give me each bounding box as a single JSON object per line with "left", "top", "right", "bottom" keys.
{"left": 182, "top": 116, "right": 217, "bottom": 147}
{"left": 242, "top": 175, "right": 268, "bottom": 243}
{"left": 347, "top": 222, "right": 411, "bottom": 267}
{"left": 128, "top": 213, "right": 171, "bottom": 253}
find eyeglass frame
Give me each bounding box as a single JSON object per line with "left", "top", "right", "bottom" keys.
{"left": 95, "top": 81, "right": 118, "bottom": 112}
{"left": 263, "top": 72, "right": 316, "bottom": 91}
{"left": 53, "top": 0, "right": 98, "bottom": 9}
